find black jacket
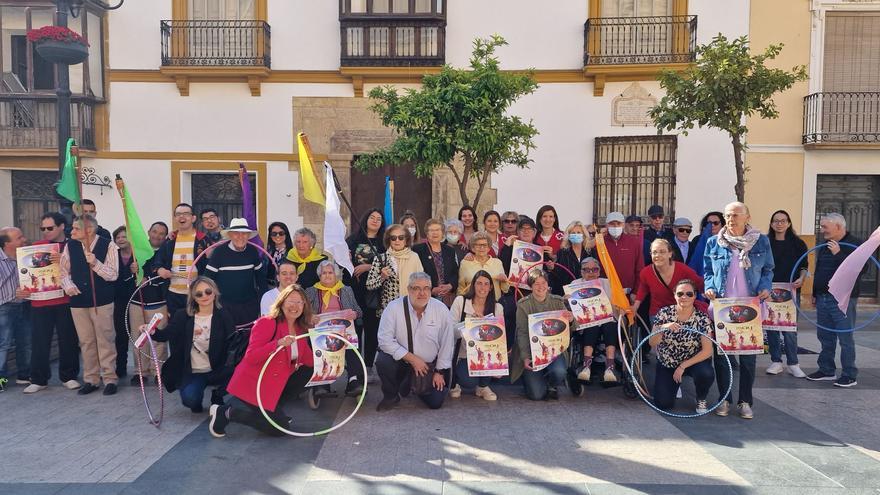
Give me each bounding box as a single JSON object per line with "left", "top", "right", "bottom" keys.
{"left": 553, "top": 246, "right": 594, "bottom": 293}
{"left": 669, "top": 237, "right": 699, "bottom": 264}
{"left": 412, "top": 242, "right": 460, "bottom": 289}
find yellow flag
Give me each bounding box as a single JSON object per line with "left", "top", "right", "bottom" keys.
{"left": 297, "top": 132, "right": 325, "bottom": 206}
{"left": 595, "top": 233, "right": 634, "bottom": 324}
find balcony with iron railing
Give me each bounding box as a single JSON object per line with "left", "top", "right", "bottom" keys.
{"left": 0, "top": 94, "right": 97, "bottom": 151}
{"left": 160, "top": 20, "right": 271, "bottom": 67}
{"left": 803, "top": 92, "right": 880, "bottom": 146}
{"left": 584, "top": 15, "right": 697, "bottom": 66}
{"left": 340, "top": 15, "right": 446, "bottom": 67}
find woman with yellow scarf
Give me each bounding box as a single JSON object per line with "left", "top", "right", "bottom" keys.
{"left": 305, "top": 260, "right": 364, "bottom": 395}
{"left": 287, "top": 227, "right": 328, "bottom": 288}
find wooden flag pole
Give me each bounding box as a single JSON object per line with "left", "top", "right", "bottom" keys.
{"left": 115, "top": 175, "right": 149, "bottom": 323}
{"left": 71, "top": 144, "right": 98, "bottom": 315}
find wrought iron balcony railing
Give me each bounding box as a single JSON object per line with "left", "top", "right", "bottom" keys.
{"left": 803, "top": 92, "right": 880, "bottom": 144}
{"left": 161, "top": 20, "right": 271, "bottom": 67}
{"left": 584, "top": 15, "right": 697, "bottom": 66}
{"left": 0, "top": 94, "right": 97, "bottom": 150}
{"left": 340, "top": 16, "right": 445, "bottom": 67}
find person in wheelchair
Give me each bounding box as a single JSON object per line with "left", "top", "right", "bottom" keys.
{"left": 649, "top": 279, "right": 714, "bottom": 414}
{"left": 569, "top": 258, "right": 620, "bottom": 383}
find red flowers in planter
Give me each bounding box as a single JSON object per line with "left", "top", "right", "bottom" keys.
{"left": 26, "top": 26, "right": 89, "bottom": 47}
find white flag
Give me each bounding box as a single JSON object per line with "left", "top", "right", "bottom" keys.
{"left": 323, "top": 162, "right": 355, "bottom": 277}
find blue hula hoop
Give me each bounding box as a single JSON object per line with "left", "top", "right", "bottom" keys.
{"left": 628, "top": 327, "right": 732, "bottom": 419}
{"left": 789, "top": 241, "right": 880, "bottom": 333}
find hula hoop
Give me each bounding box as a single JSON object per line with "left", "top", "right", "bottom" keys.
{"left": 616, "top": 313, "right": 651, "bottom": 397}
{"left": 186, "top": 239, "right": 279, "bottom": 288}
{"left": 789, "top": 241, "right": 880, "bottom": 333}
{"left": 124, "top": 275, "right": 169, "bottom": 364}
{"left": 133, "top": 330, "right": 164, "bottom": 427}
{"left": 507, "top": 259, "right": 577, "bottom": 301}
{"left": 255, "top": 331, "right": 367, "bottom": 437}
{"left": 627, "top": 327, "right": 732, "bottom": 419}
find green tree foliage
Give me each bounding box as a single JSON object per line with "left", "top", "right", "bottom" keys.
{"left": 355, "top": 35, "right": 539, "bottom": 208}
{"left": 650, "top": 35, "right": 807, "bottom": 201}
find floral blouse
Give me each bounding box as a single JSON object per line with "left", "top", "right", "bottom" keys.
{"left": 652, "top": 305, "right": 712, "bottom": 369}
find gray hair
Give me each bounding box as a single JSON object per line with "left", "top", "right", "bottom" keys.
{"left": 502, "top": 210, "right": 519, "bottom": 220}
{"left": 580, "top": 257, "right": 599, "bottom": 267}
{"left": 444, "top": 219, "right": 463, "bottom": 232}
{"left": 316, "top": 259, "right": 341, "bottom": 279}
{"left": 468, "top": 231, "right": 491, "bottom": 251}
{"left": 75, "top": 214, "right": 98, "bottom": 230}
{"left": 821, "top": 212, "right": 846, "bottom": 230}
{"left": 408, "top": 272, "right": 432, "bottom": 287}
{"left": 724, "top": 201, "right": 750, "bottom": 216}
{"left": 293, "top": 227, "right": 317, "bottom": 246}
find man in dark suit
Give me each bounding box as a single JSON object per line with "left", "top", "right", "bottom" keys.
{"left": 670, "top": 217, "right": 697, "bottom": 264}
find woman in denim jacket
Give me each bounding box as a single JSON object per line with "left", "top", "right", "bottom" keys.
{"left": 703, "top": 202, "right": 774, "bottom": 420}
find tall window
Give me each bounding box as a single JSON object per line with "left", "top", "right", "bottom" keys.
{"left": 190, "top": 0, "right": 255, "bottom": 20}
{"left": 340, "top": 0, "right": 445, "bottom": 66}
{"left": 597, "top": 0, "right": 675, "bottom": 62}
{"left": 191, "top": 173, "right": 256, "bottom": 232}
{"left": 593, "top": 135, "right": 677, "bottom": 224}
{"left": 12, "top": 171, "right": 60, "bottom": 241}
{"left": 823, "top": 12, "right": 880, "bottom": 92}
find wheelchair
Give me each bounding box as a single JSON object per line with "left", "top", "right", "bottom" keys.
{"left": 565, "top": 324, "right": 640, "bottom": 399}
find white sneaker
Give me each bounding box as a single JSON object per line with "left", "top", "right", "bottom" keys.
{"left": 716, "top": 400, "right": 730, "bottom": 417}
{"left": 695, "top": 400, "right": 709, "bottom": 415}
{"left": 766, "top": 362, "right": 784, "bottom": 375}
{"left": 23, "top": 384, "right": 47, "bottom": 394}
{"left": 738, "top": 402, "right": 754, "bottom": 419}
{"left": 475, "top": 386, "right": 497, "bottom": 401}
{"left": 576, "top": 365, "right": 591, "bottom": 381}
{"left": 603, "top": 367, "right": 617, "bottom": 383}
{"left": 62, "top": 380, "right": 82, "bottom": 390}
{"left": 449, "top": 384, "right": 462, "bottom": 398}
{"left": 787, "top": 364, "right": 806, "bottom": 378}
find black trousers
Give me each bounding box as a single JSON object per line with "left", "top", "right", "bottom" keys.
{"left": 166, "top": 292, "right": 187, "bottom": 320}
{"left": 224, "top": 299, "right": 261, "bottom": 327}
{"left": 653, "top": 359, "right": 715, "bottom": 410}
{"left": 229, "top": 366, "right": 312, "bottom": 437}
{"left": 375, "top": 351, "right": 447, "bottom": 409}
{"left": 30, "top": 304, "right": 80, "bottom": 386}
{"left": 361, "top": 310, "right": 380, "bottom": 367}
{"left": 113, "top": 296, "right": 132, "bottom": 377}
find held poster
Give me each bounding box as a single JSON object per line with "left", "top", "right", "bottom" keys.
{"left": 463, "top": 316, "right": 509, "bottom": 377}
{"left": 712, "top": 297, "right": 764, "bottom": 355}
{"left": 763, "top": 283, "right": 798, "bottom": 332}
{"left": 527, "top": 310, "right": 570, "bottom": 371}
{"left": 16, "top": 244, "right": 63, "bottom": 301}
{"left": 508, "top": 240, "right": 544, "bottom": 290}
{"left": 307, "top": 325, "right": 348, "bottom": 387}
{"left": 564, "top": 279, "right": 615, "bottom": 329}
{"left": 315, "top": 310, "right": 358, "bottom": 346}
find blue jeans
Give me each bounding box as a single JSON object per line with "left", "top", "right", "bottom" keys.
{"left": 178, "top": 369, "right": 230, "bottom": 410}
{"left": 0, "top": 302, "right": 32, "bottom": 380}
{"left": 767, "top": 330, "right": 798, "bottom": 364}
{"left": 522, "top": 356, "right": 567, "bottom": 401}
{"left": 454, "top": 358, "right": 490, "bottom": 389}
{"left": 816, "top": 293, "right": 858, "bottom": 379}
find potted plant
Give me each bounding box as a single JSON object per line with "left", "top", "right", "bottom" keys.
{"left": 27, "top": 26, "right": 90, "bottom": 65}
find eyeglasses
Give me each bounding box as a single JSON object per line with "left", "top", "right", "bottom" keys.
{"left": 650, "top": 214, "right": 664, "bottom": 220}
{"left": 503, "top": 219, "right": 518, "bottom": 224}
{"left": 194, "top": 288, "right": 214, "bottom": 298}
{"left": 389, "top": 234, "right": 406, "bottom": 241}
{"left": 473, "top": 243, "right": 489, "bottom": 249}
{"left": 174, "top": 211, "right": 193, "bottom": 217}
{"left": 270, "top": 231, "right": 286, "bottom": 237}
{"left": 40, "top": 226, "right": 55, "bottom": 232}
{"left": 676, "top": 291, "right": 695, "bottom": 298}
{"left": 707, "top": 220, "right": 721, "bottom": 226}
{"left": 677, "top": 228, "right": 692, "bottom": 233}
{"left": 581, "top": 267, "right": 599, "bottom": 273}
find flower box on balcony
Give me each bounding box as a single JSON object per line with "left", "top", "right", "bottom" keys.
{"left": 27, "top": 26, "right": 90, "bottom": 65}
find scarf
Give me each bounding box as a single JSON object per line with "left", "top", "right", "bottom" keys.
{"left": 386, "top": 248, "right": 423, "bottom": 294}
{"left": 287, "top": 247, "right": 324, "bottom": 274}
{"left": 313, "top": 280, "right": 344, "bottom": 308}
{"left": 716, "top": 225, "right": 761, "bottom": 269}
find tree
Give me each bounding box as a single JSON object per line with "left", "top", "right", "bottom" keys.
{"left": 650, "top": 35, "right": 807, "bottom": 202}
{"left": 355, "top": 35, "right": 539, "bottom": 209}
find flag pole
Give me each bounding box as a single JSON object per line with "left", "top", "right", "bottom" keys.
{"left": 71, "top": 144, "right": 97, "bottom": 315}
{"left": 115, "top": 175, "right": 149, "bottom": 324}
{"left": 326, "top": 161, "right": 368, "bottom": 239}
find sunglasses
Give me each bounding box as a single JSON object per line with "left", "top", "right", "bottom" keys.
{"left": 389, "top": 234, "right": 406, "bottom": 241}
{"left": 503, "top": 219, "right": 518, "bottom": 224}
{"left": 40, "top": 226, "right": 55, "bottom": 232}
{"left": 707, "top": 220, "right": 721, "bottom": 226}
{"left": 676, "top": 291, "right": 695, "bottom": 298}
{"left": 194, "top": 288, "right": 214, "bottom": 298}
{"left": 270, "top": 231, "right": 286, "bottom": 237}
{"left": 581, "top": 267, "right": 600, "bottom": 273}
{"left": 677, "top": 228, "right": 692, "bottom": 233}
{"left": 650, "top": 214, "right": 664, "bottom": 220}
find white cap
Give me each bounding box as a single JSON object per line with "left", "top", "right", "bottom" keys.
{"left": 606, "top": 212, "right": 625, "bottom": 224}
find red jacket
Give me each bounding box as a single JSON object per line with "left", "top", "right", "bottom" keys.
{"left": 635, "top": 262, "right": 704, "bottom": 316}
{"left": 600, "top": 233, "right": 644, "bottom": 293}
{"left": 535, "top": 229, "right": 565, "bottom": 256}
{"left": 227, "top": 316, "right": 313, "bottom": 411}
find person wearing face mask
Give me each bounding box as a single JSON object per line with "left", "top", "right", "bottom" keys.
{"left": 399, "top": 211, "right": 422, "bottom": 245}
{"left": 601, "top": 212, "right": 644, "bottom": 300}
{"left": 553, "top": 221, "right": 596, "bottom": 294}
{"left": 443, "top": 219, "right": 470, "bottom": 262}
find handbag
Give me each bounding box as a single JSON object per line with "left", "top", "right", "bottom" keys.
{"left": 362, "top": 250, "right": 384, "bottom": 310}
{"left": 403, "top": 296, "right": 437, "bottom": 395}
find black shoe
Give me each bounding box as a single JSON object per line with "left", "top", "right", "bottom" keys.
{"left": 345, "top": 377, "right": 364, "bottom": 397}
{"left": 399, "top": 375, "right": 412, "bottom": 398}
{"left": 210, "top": 389, "right": 225, "bottom": 406}
{"left": 546, "top": 387, "right": 559, "bottom": 401}
{"left": 117, "top": 371, "right": 128, "bottom": 380}
{"left": 78, "top": 383, "right": 100, "bottom": 395}
{"left": 209, "top": 405, "right": 228, "bottom": 438}
{"left": 834, "top": 376, "right": 857, "bottom": 388}
{"left": 191, "top": 404, "right": 204, "bottom": 413}
{"left": 130, "top": 375, "right": 144, "bottom": 386}
{"left": 376, "top": 395, "right": 400, "bottom": 412}
{"left": 806, "top": 371, "right": 836, "bottom": 381}
{"left": 103, "top": 383, "right": 118, "bottom": 396}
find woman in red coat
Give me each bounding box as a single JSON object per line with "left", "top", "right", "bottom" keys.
{"left": 633, "top": 238, "right": 704, "bottom": 322}
{"left": 209, "top": 284, "right": 315, "bottom": 437}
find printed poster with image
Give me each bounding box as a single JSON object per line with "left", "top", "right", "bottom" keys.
{"left": 307, "top": 325, "right": 348, "bottom": 387}
{"left": 463, "top": 316, "right": 509, "bottom": 377}
{"left": 315, "top": 310, "right": 358, "bottom": 346}
{"left": 509, "top": 240, "right": 544, "bottom": 290}
{"left": 762, "top": 283, "right": 798, "bottom": 332}
{"left": 712, "top": 297, "right": 764, "bottom": 355}
{"left": 16, "top": 244, "right": 63, "bottom": 301}
{"left": 527, "top": 310, "right": 570, "bottom": 371}
{"left": 564, "top": 279, "right": 615, "bottom": 329}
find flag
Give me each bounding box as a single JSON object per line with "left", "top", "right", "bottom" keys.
{"left": 239, "top": 163, "right": 263, "bottom": 248}
{"left": 116, "top": 177, "right": 154, "bottom": 284}
{"left": 688, "top": 224, "right": 712, "bottom": 277}
{"left": 595, "top": 234, "right": 634, "bottom": 324}
{"left": 297, "top": 132, "right": 324, "bottom": 206}
{"left": 829, "top": 226, "right": 880, "bottom": 314}
{"left": 323, "top": 162, "right": 355, "bottom": 277}
{"left": 384, "top": 176, "right": 394, "bottom": 223}
{"left": 56, "top": 138, "right": 80, "bottom": 205}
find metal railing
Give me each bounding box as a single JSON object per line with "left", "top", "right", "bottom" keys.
{"left": 161, "top": 20, "right": 271, "bottom": 67}
{"left": 803, "top": 92, "right": 880, "bottom": 144}
{"left": 0, "top": 94, "right": 97, "bottom": 150}
{"left": 340, "top": 16, "right": 445, "bottom": 66}
{"left": 584, "top": 15, "right": 697, "bottom": 66}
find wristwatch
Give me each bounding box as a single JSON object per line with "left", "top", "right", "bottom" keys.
{"left": 433, "top": 368, "right": 448, "bottom": 375}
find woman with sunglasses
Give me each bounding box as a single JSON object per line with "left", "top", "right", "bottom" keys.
{"left": 266, "top": 222, "right": 293, "bottom": 287}
{"left": 649, "top": 279, "right": 715, "bottom": 414}
{"left": 633, "top": 239, "right": 703, "bottom": 323}
{"left": 692, "top": 211, "right": 725, "bottom": 248}
{"left": 570, "top": 257, "right": 620, "bottom": 383}
{"left": 366, "top": 224, "right": 424, "bottom": 316}
{"left": 145, "top": 277, "right": 235, "bottom": 413}
{"left": 499, "top": 211, "right": 519, "bottom": 247}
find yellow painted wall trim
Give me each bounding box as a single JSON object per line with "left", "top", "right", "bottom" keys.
{"left": 0, "top": 157, "right": 60, "bottom": 169}
{"left": 170, "top": 161, "right": 268, "bottom": 239}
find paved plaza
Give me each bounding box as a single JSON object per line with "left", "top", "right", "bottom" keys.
{"left": 2, "top": 311, "right": 879, "bottom": 495}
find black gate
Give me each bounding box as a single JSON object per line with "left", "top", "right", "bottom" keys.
{"left": 12, "top": 170, "right": 61, "bottom": 242}
{"left": 191, "top": 173, "right": 256, "bottom": 232}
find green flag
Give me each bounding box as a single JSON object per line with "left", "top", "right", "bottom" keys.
{"left": 118, "top": 179, "right": 154, "bottom": 284}
{"left": 56, "top": 138, "right": 80, "bottom": 204}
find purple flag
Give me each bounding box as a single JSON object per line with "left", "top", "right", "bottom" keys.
{"left": 239, "top": 163, "right": 263, "bottom": 248}
{"left": 828, "top": 226, "right": 880, "bottom": 314}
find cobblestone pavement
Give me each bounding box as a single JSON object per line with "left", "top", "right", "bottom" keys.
{"left": 1, "top": 312, "right": 879, "bottom": 495}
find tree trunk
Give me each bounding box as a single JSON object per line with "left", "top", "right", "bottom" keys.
{"left": 472, "top": 161, "right": 493, "bottom": 210}
{"left": 731, "top": 133, "right": 745, "bottom": 202}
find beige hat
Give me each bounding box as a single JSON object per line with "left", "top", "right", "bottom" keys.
{"left": 221, "top": 218, "right": 258, "bottom": 239}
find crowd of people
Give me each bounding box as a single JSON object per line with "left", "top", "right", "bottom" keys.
{"left": 0, "top": 197, "right": 867, "bottom": 438}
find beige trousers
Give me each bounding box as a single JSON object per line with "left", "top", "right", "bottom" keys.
{"left": 128, "top": 303, "right": 169, "bottom": 377}
{"left": 71, "top": 303, "right": 118, "bottom": 385}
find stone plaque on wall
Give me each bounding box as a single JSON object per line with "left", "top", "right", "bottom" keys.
{"left": 611, "top": 82, "right": 657, "bottom": 127}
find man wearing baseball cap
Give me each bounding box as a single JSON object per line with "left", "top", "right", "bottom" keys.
{"left": 643, "top": 205, "right": 674, "bottom": 263}
{"left": 671, "top": 217, "right": 697, "bottom": 264}
{"left": 205, "top": 218, "right": 268, "bottom": 326}
{"left": 601, "top": 212, "right": 644, "bottom": 297}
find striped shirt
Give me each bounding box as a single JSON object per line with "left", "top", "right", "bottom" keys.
{"left": 169, "top": 232, "right": 196, "bottom": 295}
{"left": 0, "top": 250, "right": 20, "bottom": 305}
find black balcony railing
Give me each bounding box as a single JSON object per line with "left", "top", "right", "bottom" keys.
{"left": 584, "top": 16, "right": 697, "bottom": 66}
{"left": 803, "top": 92, "right": 880, "bottom": 144}
{"left": 340, "top": 16, "right": 445, "bottom": 67}
{"left": 161, "top": 20, "right": 271, "bottom": 67}
{"left": 0, "top": 94, "right": 97, "bottom": 150}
